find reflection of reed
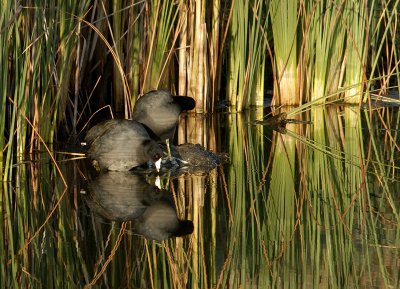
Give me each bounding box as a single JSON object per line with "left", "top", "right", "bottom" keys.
{"left": 213, "top": 110, "right": 274, "bottom": 287}
{"left": 247, "top": 105, "right": 400, "bottom": 287}
{"left": 4, "top": 107, "right": 400, "bottom": 288}
{"left": 267, "top": 107, "right": 297, "bottom": 259}
{"left": 155, "top": 112, "right": 220, "bottom": 289}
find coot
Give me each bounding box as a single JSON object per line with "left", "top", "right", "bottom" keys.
{"left": 84, "top": 119, "right": 163, "bottom": 171}
{"left": 132, "top": 90, "right": 196, "bottom": 141}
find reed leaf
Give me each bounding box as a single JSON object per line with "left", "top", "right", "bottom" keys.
{"left": 306, "top": 0, "right": 346, "bottom": 103}
{"left": 143, "top": 0, "right": 179, "bottom": 92}
{"left": 270, "top": 0, "right": 298, "bottom": 105}
{"left": 343, "top": 1, "right": 370, "bottom": 103}
{"left": 227, "top": 0, "right": 268, "bottom": 111}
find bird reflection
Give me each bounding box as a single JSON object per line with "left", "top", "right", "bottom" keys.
{"left": 83, "top": 171, "right": 193, "bottom": 241}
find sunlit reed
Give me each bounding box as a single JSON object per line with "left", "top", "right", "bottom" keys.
{"left": 1, "top": 0, "right": 400, "bottom": 288}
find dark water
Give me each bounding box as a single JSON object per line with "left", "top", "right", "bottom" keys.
{"left": 3, "top": 106, "right": 400, "bottom": 288}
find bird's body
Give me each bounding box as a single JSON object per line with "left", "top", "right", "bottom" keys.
{"left": 132, "top": 90, "right": 196, "bottom": 141}
{"left": 84, "top": 119, "right": 162, "bottom": 171}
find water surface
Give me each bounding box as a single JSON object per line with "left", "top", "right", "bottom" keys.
{"left": 2, "top": 105, "right": 400, "bottom": 288}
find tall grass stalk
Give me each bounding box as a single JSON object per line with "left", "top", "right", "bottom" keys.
{"left": 111, "top": 0, "right": 124, "bottom": 113}
{"left": 209, "top": 0, "right": 221, "bottom": 109}
{"left": 343, "top": 1, "right": 370, "bottom": 103}
{"left": 0, "top": 1, "right": 13, "bottom": 180}
{"left": 305, "top": 0, "right": 346, "bottom": 103}
{"left": 126, "top": 3, "right": 142, "bottom": 107}
{"left": 269, "top": 0, "right": 298, "bottom": 105}
{"left": 143, "top": 0, "right": 179, "bottom": 93}
{"left": 187, "top": 0, "right": 207, "bottom": 113}
{"left": 366, "top": 0, "right": 400, "bottom": 100}
{"left": 178, "top": 0, "right": 188, "bottom": 96}
{"left": 227, "top": 0, "right": 268, "bottom": 111}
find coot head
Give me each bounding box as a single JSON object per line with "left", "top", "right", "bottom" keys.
{"left": 132, "top": 90, "right": 196, "bottom": 141}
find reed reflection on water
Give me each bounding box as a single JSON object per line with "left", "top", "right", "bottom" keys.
{"left": 3, "top": 106, "right": 400, "bottom": 288}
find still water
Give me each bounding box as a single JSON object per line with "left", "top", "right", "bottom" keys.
{"left": 3, "top": 105, "right": 400, "bottom": 288}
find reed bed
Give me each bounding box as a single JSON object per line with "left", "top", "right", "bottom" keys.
{"left": 1, "top": 0, "right": 400, "bottom": 288}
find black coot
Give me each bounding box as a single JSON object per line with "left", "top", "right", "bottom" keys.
{"left": 132, "top": 90, "right": 196, "bottom": 141}
{"left": 84, "top": 119, "right": 162, "bottom": 171}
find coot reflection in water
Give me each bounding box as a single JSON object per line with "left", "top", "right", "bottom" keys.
{"left": 82, "top": 171, "right": 193, "bottom": 241}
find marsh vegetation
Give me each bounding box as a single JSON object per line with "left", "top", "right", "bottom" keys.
{"left": 1, "top": 0, "right": 400, "bottom": 288}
